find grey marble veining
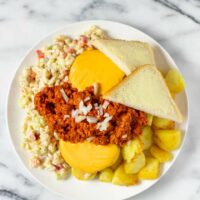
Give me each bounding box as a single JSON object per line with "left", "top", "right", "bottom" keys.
{"left": 0, "top": 0, "right": 200, "bottom": 200}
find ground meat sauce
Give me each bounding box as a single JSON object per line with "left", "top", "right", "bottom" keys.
{"left": 34, "top": 82, "right": 147, "bottom": 146}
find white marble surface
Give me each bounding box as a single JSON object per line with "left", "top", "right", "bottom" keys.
{"left": 0, "top": 0, "right": 200, "bottom": 199}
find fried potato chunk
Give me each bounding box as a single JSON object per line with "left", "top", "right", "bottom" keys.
{"left": 150, "top": 145, "right": 173, "bottom": 163}
{"left": 138, "top": 157, "right": 160, "bottom": 180}
{"left": 122, "top": 139, "right": 144, "bottom": 162}
{"left": 124, "top": 152, "right": 146, "bottom": 174}
{"left": 139, "top": 126, "right": 153, "bottom": 150}
{"left": 153, "top": 117, "right": 175, "bottom": 129}
{"left": 112, "top": 165, "right": 138, "bottom": 186}
{"left": 72, "top": 168, "right": 96, "bottom": 180}
{"left": 99, "top": 168, "right": 114, "bottom": 182}
{"left": 154, "top": 129, "right": 181, "bottom": 151}
{"left": 165, "top": 69, "right": 185, "bottom": 93}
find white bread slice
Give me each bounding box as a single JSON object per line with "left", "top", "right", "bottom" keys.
{"left": 103, "top": 65, "right": 183, "bottom": 123}
{"left": 92, "top": 38, "right": 155, "bottom": 75}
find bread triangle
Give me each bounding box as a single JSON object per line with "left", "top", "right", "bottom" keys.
{"left": 103, "top": 65, "right": 183, "bottom": 123}
{"left": 92, "top": 38, "right": 155, "bottom": 75}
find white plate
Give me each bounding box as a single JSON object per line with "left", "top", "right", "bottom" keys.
{"left": 6, "top": 20, "right": 189, "bottom": 200}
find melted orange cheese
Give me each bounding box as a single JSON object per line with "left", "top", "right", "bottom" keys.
{"left": 59, "top": 140, "right": 120, "bottom": 173}
{"left": 69, "top": 49, "right": 125, "bottom": 94}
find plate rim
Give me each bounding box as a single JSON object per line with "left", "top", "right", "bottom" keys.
{"left": 6, "top": 19, "right": 190, "bottom": 200}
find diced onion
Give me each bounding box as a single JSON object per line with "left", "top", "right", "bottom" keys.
{"left": 64, "top": 114, "right": 70, "bottom": 119}
{"left": 60, "top": 88, "right": 69, "bottom": 103}
{"left": 97, "top": 105, "right": 103, "bottom": 116}
{"left": 79, "top": 100, "right": 84, "bottom": 108}
{"left": 75, "top": 115, "right": 86, "bottom": 123}
{"left": 84, "top": 96, "right": 90, "bottom": 102}
{"left": 86, "top": 104, "right": 92, "bottom": 112}
{"left": 93, "top": 83, "right": 99, "bottom": 95}
{"left": 96, "top": 116, "right": 112, "bottom": 131}
{"left": 86, "top": 116, "right": 98, "bottom": 123}
{"left": 104, "top": 116, "right": 112, "bottom": 123}
{"left": 86, "top": 136, "right": 95, "bottom": 142}
{"left": 94, "top": 103, "right": 98, "bottom": 108}
{"left": 71, "top": 109, "right": 79, "bottom": 118}
{"left": 122, "top": 134, "right": 127, "bottom": 139}
{"left": 102, "top": 101, "right": 109, "bottom": 109}
{"left": 63, "top": 76, "right": 69, "bottom": 82}
{"left": 79, "top": 101, "right": 92, "bottom": 115}
{"left": 104, "top": 113, "right": 109, "bottom": 117}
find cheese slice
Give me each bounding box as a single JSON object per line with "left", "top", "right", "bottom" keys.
{"left": 69, "top": 50, "right": 124, "bottom": 94}
{"left": 92, "top": 38, "right": 155, "bottom": 75}
{"left": 59, "top": 140, "right": 120, "bottom": 173}
{"left": 103, "top": 65, "right": 183, "bottom": 123}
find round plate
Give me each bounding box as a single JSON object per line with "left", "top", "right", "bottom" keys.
{"left": 6, "top": 20, "right": 189, "bottom": 200}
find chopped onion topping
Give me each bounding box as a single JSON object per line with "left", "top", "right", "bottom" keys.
{"left": 79, "top": 100, "right": 84, "bottom": 108}
{"left": 86, "top": 104, "right": 92, "bottom": 112}
{"left": 71, "top": 109, "right": 79, "bottom": 118}
{"left": 104, "top": 113, "right": 110, "bottom": 117}
{"left": 122, "top": 134, "right": 127, "bottom": 139}
{"left": 96, "top": 122, "right": 101, "bottom": 130}
{"left": 97, "top": 105, "right": 103, "bottom": 116}
{"left": 94, "top": 103, "right": 98, "bottom": 108}
{"left": 94, "top": 103, "right": 103, "bottom": 116}
{"left": 75, "top": 115, "right": 86, "bottom": 123}
{"left": 93, "top": 83, "right": 99, "bottom": 95}
{"left": 96, "top": 116, "right": 112, "bottom": 131}
{"left": 79, "top": 101, "right": 92, "bottom": 115}
{"left": 64, "top": 114, "right": 70, "bottom": 120}
{"left": 102, "top": 101, "right": 109, "bottom": 109}
{"left": 63, "top": 76, "right": 69, "bottom": 82}
{"left": 79, "top": 101, "right": 87, "bottom": 115}
{"left": 60, "top": 88, "right": 69, "bottom": 103}
{"left": 84, "top": 96, "right": 90, "bottom": 102}
{"left": 86, "top": 116, "right": 98, "bottom": 123}
{"left": 86, "top": 136, "right": 95, "bottom": 142}
{"left": 104, "top": 116, "right": 113, "bottom": 123}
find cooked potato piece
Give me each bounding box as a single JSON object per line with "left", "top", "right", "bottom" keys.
{"left": 72, "top": 168, "right": 96, "bottom": 180}
{"left": 147, "top": 114, "right": 154, "bottom": 126}
{"left": 138, "top": 157, "right": 160, "bottom": 180}
{"left": 165, "top": 69, "right": 185, "bottom": 93}
{"left": 99, "top": 168, "right": 114, "bottom": 182}
{"left": 153, "top": 117, "right": 175, "bottom": 129}
{"left": 122, "top": 139, "right": 143, "bottom": 162}
{"left": 112, "top": 164, "right": 138, "bottom": 186}
{"left": 154, "top": 130, "right": 181, "bottom": 151}
{"left": 139, "top": 126, "right": 153, "bottom": 150}
{"left": 111, "top": 154, "right": 122, "bottom": 170}
{"left": 150, "top": 145, "right": 173, "bottom": 163}
{"left": 124, "top": 152, "right": 146, "bottom": 174}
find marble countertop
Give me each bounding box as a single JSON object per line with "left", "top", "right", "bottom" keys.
{"left": 0, "top": 0, "right": 200, "bottom": 199}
